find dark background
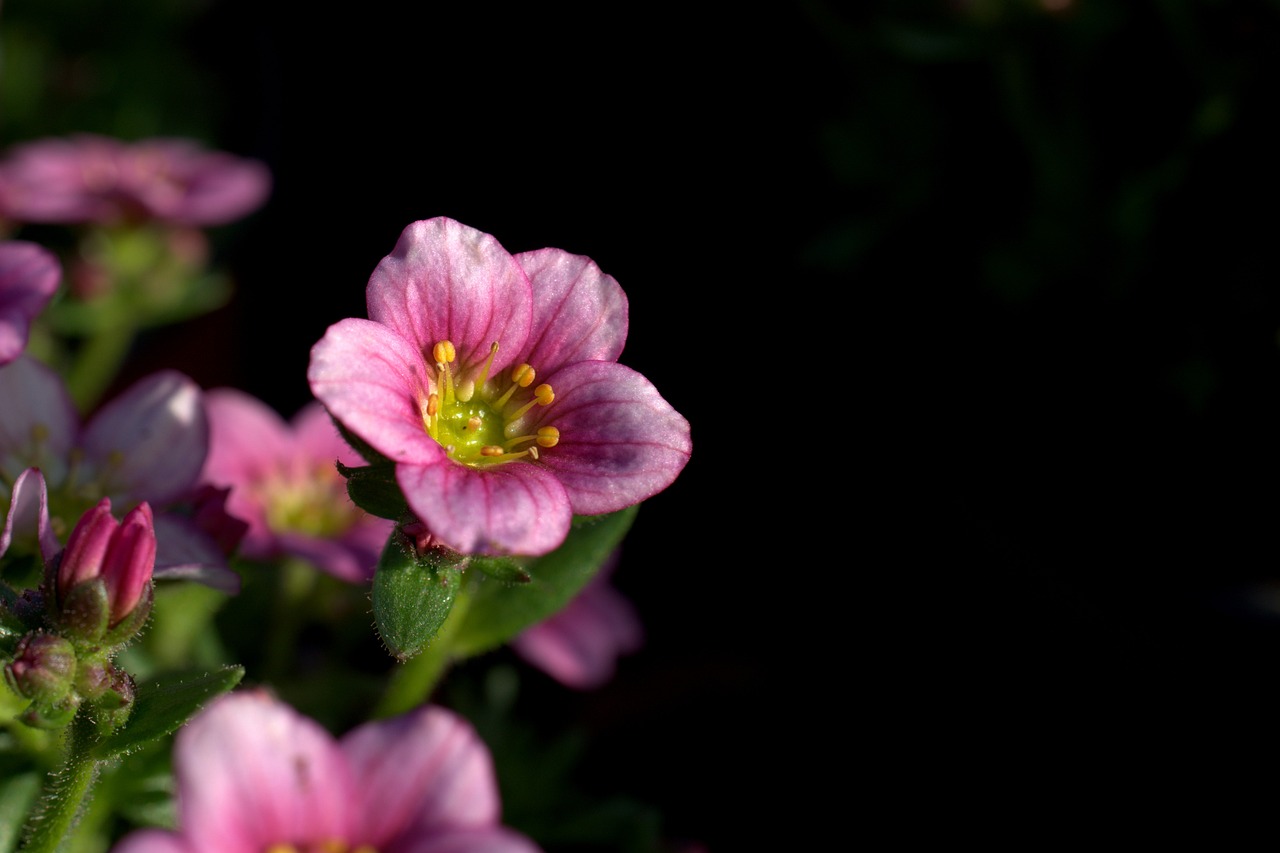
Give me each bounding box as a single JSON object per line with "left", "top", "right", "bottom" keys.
{"left": 9, "top": 0, "right": 1280, "bottom": 844}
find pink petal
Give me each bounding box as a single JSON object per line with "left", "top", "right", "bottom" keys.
{"left": 307, "top": 317, "right": 445, "bottom": 465}
{"left": 81, "top": 371, "right": 208, "bottom": 505}
{"left": 533, "top": 361, "right": 692, "bottom": 516}
{"left": 0, "top": 241, "right": 61, "bottom": 364}
{"left": 291, "top": 399, "right": 364, "bottom": 467}
{"left": 393, "top": 828, "right": 544, "bottom": 853}
{"left": 397, "top": 460, "right": 571, "bottom": 557}
{"left": 0, "top": 356, "right": 78, "bottom": 477}
{"left": 341, "top": 705, "right": 502, "bottom": 844}
{"left": 365, "top": 218, "right": 533, "bottom": 378}
{"left": 174, "top": 691, "right": 357, "bottom": 851}
{"left": 203, "top": 388, "right": 294, "bottom": 479}
{"left": 149, "top": 513, "right": 242, "bottom": 593}
{"left": 515, "top": 247, "right": 627, "bottom": 374}
{"left": 0, "top": 467, "right": 58, "bottom": 562}
{"left": 109, "top": 829, "right": 194, "bottom": 853}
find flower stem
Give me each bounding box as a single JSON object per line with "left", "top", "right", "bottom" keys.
{"left": 64, "top": 321, "right": 138, "bottom": 413}
{"left": 19, "top": 712, "right": 101, "bottom": 853}
{"left": 373, "top": 585, "right": 471, "bottom": 719}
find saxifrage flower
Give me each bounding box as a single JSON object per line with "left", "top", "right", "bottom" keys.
{"left": 0, "top": 355, "right": 239, "bottom": 591}
{"left": 308, "top": 217, "right": 691, "bottom": 556}
{"left": 111, "top": 689, "right": 541, "bottom": 853}
{"left": 0, "top": 240, "right": 60, "bottom": 365}
{"left": 0, "top": 134, "right": 271, "bottom": 227}
{"left": 201, "top": 387, "right": 394, "bottom": 582}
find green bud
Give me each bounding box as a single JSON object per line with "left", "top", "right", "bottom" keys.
{"left": 4, "top": 632, "right": 76, "bottom": 704}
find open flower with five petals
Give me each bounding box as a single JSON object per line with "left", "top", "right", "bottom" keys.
{"left": 201, "top": 388, "right": 394, "bottom": 582}
{"left": 308, "top": 217, "right": 691, "bottom": 557}
{"left": 111, "top": 689, "right": 541, "bottom": 853}
{"left": 0, "top": 355, "right": 239, "bottom": 591}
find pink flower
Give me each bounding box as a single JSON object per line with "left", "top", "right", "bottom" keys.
{"left": 0, "top": 355, "right": 238, "bottom": 592}
{"left": 57, "top": 498, "right": 156, "bottom": 628}
{"left": 308, "top": 217, "right": 692, "bottom": 557}
{"left": 0, "top": 240, "right": 60, "bottom": 364}
{"left": 111, "top": 690, "right": 541, "bottom": 853}
{"left": 511, "top": 553, "right": 644, "bottom": 690}
{"left": 201, "top": 388, "right": 395, "bottom": 582}
{"left": 0, "top": 134, "right": 271, "bottom": 227}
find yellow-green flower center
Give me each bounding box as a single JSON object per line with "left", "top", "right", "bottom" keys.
{"left": 264, "top": 841, "right": 377, "bottom": 853}
{"left": 260, "top": 463, "right": 358, "bottom": 537}
{"left": 421, "top": 340, "right": 559, "bottom": 468}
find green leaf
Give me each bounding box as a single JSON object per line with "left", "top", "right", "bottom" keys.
{"left": 89, "top": 665, "right": 244, "bottom": 761}
{"left": 0, "top": 771, "right": 40, "bottom": 853}
{"left": 339, "top": 462, "right": 409, "bottom": 521}
{"left": 371, "top": 532, "right": 464, "bottom": 662}
{"left": 451, "top": 506, "right": 638, "bottom": 658}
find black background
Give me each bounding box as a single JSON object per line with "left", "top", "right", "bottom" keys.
{"left": 11, "top": 0, "right": 1280, "bottom": 845}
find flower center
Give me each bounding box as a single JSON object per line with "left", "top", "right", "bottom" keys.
{"left": 259, "top": 463, "right": 358, "bottom": 537}
{"left": 421, "top": 340, "right": 559, "bottom": 468}
{"left": 263, "top": 842, "right": 377, "bottom": 853}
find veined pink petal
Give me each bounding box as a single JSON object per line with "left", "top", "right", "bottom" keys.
{"left": 397, "top": 460, "right": 571, "bottom": 557}
{"left": 0, "top": 356, "right": 78, "bottom": 477}
{"left": 57, "top": 497, "right": 118, "bottom": 596}
{"left": 174, "top": 691, "right": 357, "bottom": 852}
{"left": 307, "top": 317, "right": 444, "bottom": 465}
{"left": 81, "top": 370, "right": 208, "bottom": 505}
{"left": 366, "top": 218, "right": 533, "bottom": 378}
{"left": 515, "top": 248, "right": 628, "bottom": 373}
{"left": 533, "top": 361, "right": 691, "bottom": 516}
{"left": 342, "top": 705, "right": 501, "bottom": 844}
{"left": 0, "top": 467, "right": 58, "bottom": 562}
{"left": 0, "top": 241, "right": 61, "bottom": 364}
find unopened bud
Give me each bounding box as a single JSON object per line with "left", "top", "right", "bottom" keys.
{"left": 4, "top": 632, "right": 76, "bottom": 704}
{"left": 55, "top": 499, "right": 156, "bottom": 633}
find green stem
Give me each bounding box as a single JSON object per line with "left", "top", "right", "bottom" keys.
{"left": 64, "top": 321, "right": 138, "bottom": 413}
{"left": 19, "top": 712, "right": 101, "bottom": 853}
{"left": 373, "top": 586, "right": 472, "bottom": 719}
{"left": 261, "top": 560, "right": 319, "bottom": 684}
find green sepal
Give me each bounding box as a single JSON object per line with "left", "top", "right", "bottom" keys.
{"left": 88, "top": 664, "right": 244, "bottom": 761}
{"left": 451, "top": 506, "right": 638, "bottom": 658}
{"left": 56, "top": 579, "right": 111, "bottom": 645}
{"left": 337, "top": 461, "right": 410, "bottom": 522}
{"left": 470, "top": 555, "right": 532, "bottom": 584}
{"left": 372, "top": 530, "right": 465, "bottom": 662}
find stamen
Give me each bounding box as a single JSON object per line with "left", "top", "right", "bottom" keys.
{"left": 537, "top": 426, "right": 560, "bottom": 448}
{"left": 506, "top": 382, "right": 555, "bottom": 423}
{"left": 480, "top": 445, "right": 505, "bottom": 457}
{"left": 466, "top": 416, "right": 482, "bottom": 431}
{"left": 474, "top": 341, "right": 500, "bottom": 391}
{"left": 493, "top": 363, "right": 535, "bottom": 408}
{"left": 433, "top": 340, "right": 457, "bottom": 404}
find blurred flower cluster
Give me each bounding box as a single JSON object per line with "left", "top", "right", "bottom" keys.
{"left": 0, "top": 132, "right": 691, "bottom": 853}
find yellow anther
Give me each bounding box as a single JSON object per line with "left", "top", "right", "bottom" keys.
{"left": 537, "top": 426, "right": 560, "bottom": 448}
{"left": 533, "top": 384, "right": 554, "bottom": 405}
{"left": 432, "top": 340, "right": 456, "bottom": 364}
{"left": 264, "top": 845, "right": 299, "bottom": 853}
{"left": 426, "top": 393, "right": 439, "bottom": 417}
{"left": 466, "top": 416, "right": 482, "bottom": 431}
{"left": 511, "top": 363, "right": 536, "bottom": 387}
{"left": 480, "top": 445, "right": 505, "bottom": 457}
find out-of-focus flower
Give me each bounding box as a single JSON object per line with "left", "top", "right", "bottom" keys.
{"left": 0, "top": 134, "right": 271, "bottom": 227}
{"left": 56, "top": 498, "right": 156, "bottom": 632}
{"left": 0, "top": 355, "right": 238, "bottom": 592}
{"left": 111, "top": 689, "right": 541, "bottom": 853}
{"left": 308, "top": 217, "right": 691, "bottom": 557}
{"left": 201, "top": 388, "right": 394, "bottom": 582}
{"left": 511, "top": 551, "right": 643, "bottom": 690}
{"left": 0, "top": 240, "right": 59, "bottom": 364}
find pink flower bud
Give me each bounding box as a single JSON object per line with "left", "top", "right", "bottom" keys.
{"left": 57, "top": 498, "right": 156, "bottom": 626}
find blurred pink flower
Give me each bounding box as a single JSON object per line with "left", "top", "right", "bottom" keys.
{"left": 511, "top": 553, "right": 644, "bottom": 690}
{"left": 201, "top": 388, "right": 394, "bottom": 582}
{"left": 0, "top": 240, "right": 59, "bottom": 364}
{"left": 0, "top": 355, "right": 238, "bottom": 592}
{"left": 0, "top": 134, "right": 271, "bottom": 227}
{"left": 308, "top": 217, "right": 692, "bottom": 557}
{"left": 111, "top": 689, "right": 540, "bottom": 853}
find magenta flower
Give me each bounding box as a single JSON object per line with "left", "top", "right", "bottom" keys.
{"left": 57, "top": 498, "right": 156, "bottom": 628}
{"left": 111, "top": 689, "right": 541, "bottom": 853}
{"left": 308, "top": 217, "right": 692, "bottom": 556}
{"left": 201, "top": 388, "right": 395, "bottom": 582}
{"left": 0, "top": 355, "right": 238, "bottom": 592}
{"left": 511, "top": 552, "right": 643, "bottom": 690}
{"left": 0, "top": 240, "right": 60, "bottom": 364}
{"left": 0, "top": 134, "right": 271, "bottom": 227}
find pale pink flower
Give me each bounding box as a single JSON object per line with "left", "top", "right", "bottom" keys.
{"left": 0, "top": 134, "right": 270, "bottom": 227}
{"left": 308, "top": 217, "right": 692, "bottom": 557}
{"left": 0, "top": 240, "right": 59, "bottom": 364}
{"left": 111, "top": 690, "right": 541, "bottom": 853}
{"left": 511, "top": 553, "right": 644, "bottom": 690}
{"left": 0, "top": 355, "right": 238, "bottom": 592}
{"left": 201, "top": 388, "right": 394, "bottom": 582}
